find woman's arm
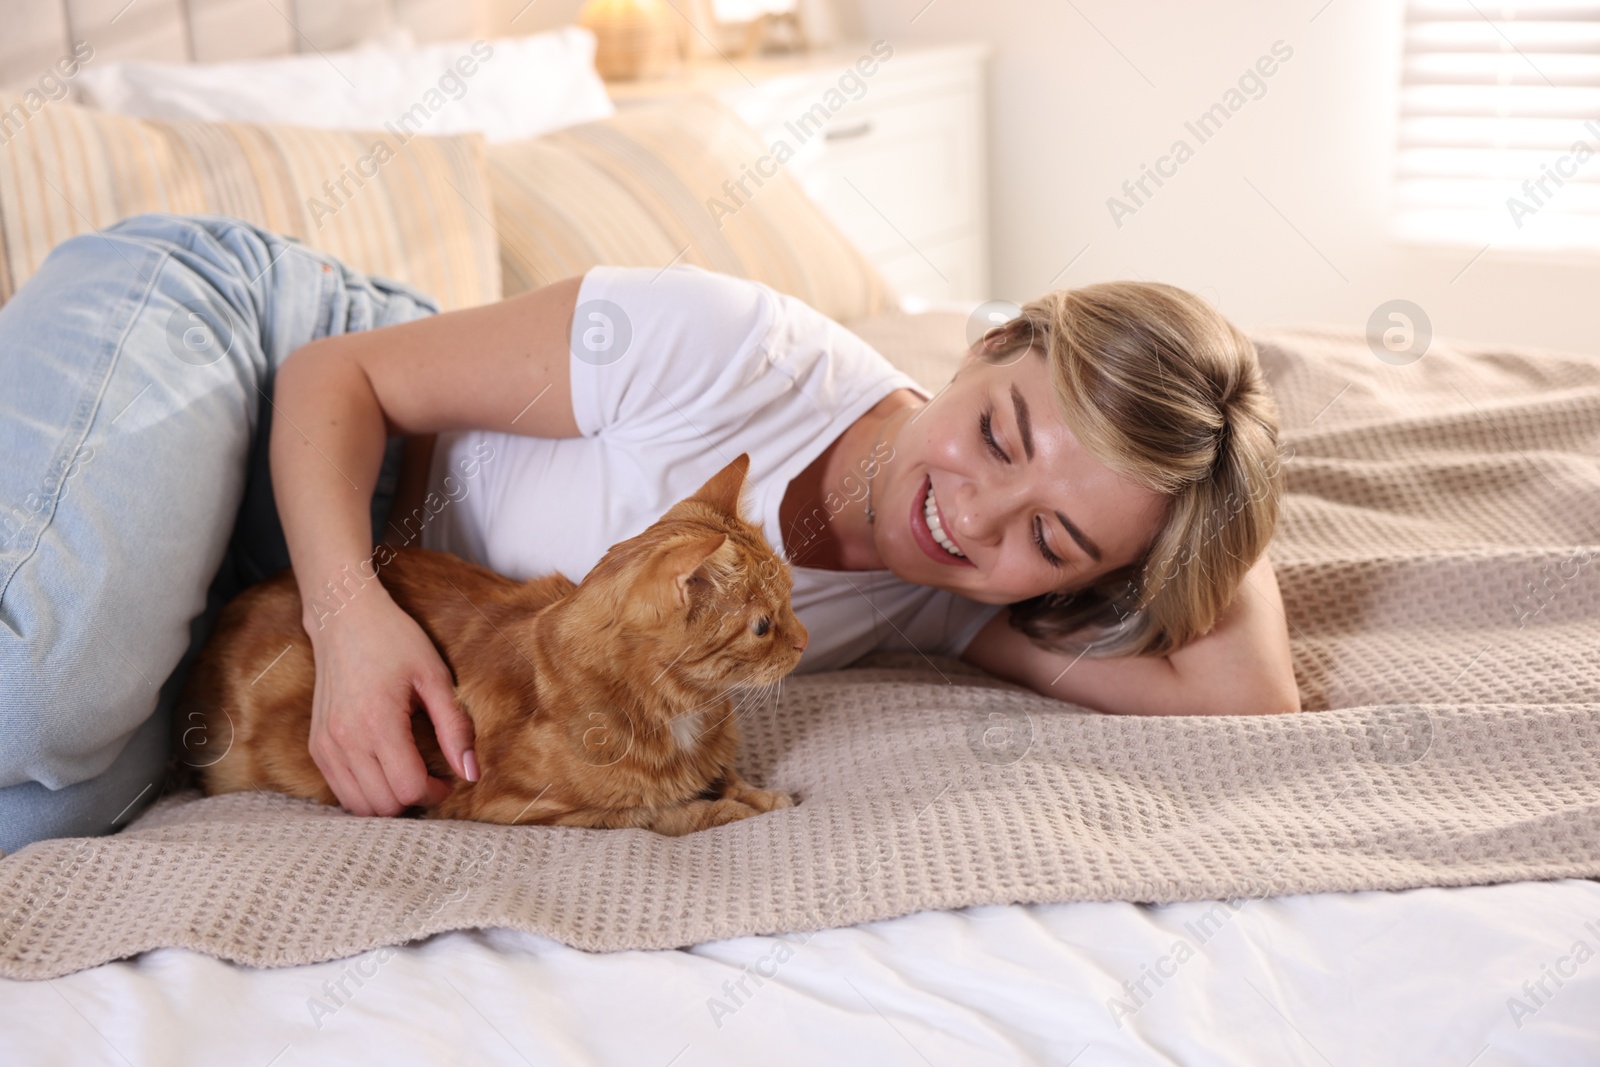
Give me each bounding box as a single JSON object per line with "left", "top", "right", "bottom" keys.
{"left": 960, "top": 553, "right": 1301, "bottom": 715}
{"left": 269, "top": 275, "right": 586, "bottom": 814}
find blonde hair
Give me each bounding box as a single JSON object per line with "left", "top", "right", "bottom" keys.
{"left": 976, "top": 281, "right": 1285, "bottom": 657}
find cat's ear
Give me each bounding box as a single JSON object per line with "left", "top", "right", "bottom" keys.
{"left": 659, "top": 533, "right": 729, "bottom": 609}
{"left": 670, "top": 453, "right": 751, "bottom": 522}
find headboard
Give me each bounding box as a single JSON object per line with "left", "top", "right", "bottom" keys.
{"left": 0, "top": 0, "right": 503, "bottom": 91}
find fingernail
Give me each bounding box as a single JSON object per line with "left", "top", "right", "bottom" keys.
{"left": 463, "top": 749, "right": 480, "bottom": 783}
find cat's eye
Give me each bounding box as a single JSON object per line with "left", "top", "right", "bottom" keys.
{"left": 753, "top": 616, "right": 771, "bottom": 637}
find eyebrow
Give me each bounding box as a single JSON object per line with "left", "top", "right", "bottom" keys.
{"left": 1010, "top": 382, "right": 1104, "bottom": 564}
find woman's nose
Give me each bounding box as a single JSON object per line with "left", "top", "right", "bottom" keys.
{"left": 952, "top": 484, "right": 1007, "bottom": 546}
{"left": 959, "top": 481, "right": 1043, "bottom": 556}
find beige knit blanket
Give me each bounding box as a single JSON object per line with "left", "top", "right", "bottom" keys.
{"left": 3, "top": 323, "right": 1598, "bottom": 980}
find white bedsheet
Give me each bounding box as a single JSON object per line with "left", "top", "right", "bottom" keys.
{"left": 3, "top": 879, "right": 1597, "bottom": 1066}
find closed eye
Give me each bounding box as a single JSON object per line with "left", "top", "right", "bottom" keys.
{"left": 980, "top": 406, "right": 1065, "bottom": 570}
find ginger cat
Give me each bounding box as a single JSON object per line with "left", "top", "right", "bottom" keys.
{"left": 177, "top": 453, "right": 808, "bottom": 835}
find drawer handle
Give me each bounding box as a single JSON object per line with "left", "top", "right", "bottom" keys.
{"left": 824, "top": 120, "right": 874, "bottom": 142}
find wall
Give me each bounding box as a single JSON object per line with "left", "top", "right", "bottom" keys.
{"left": 494, "top": 0, "right": 1600, "bottom": 355}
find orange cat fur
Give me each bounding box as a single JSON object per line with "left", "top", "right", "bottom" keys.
{"left": 177, "top": 453, "right": 808, "bottom": 835}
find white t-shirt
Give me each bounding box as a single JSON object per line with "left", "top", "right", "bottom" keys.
{"left": 419, "top": 264, "right": 1006, "bottom": 674}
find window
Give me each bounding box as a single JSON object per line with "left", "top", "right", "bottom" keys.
{"left": 1394, "top": 0, "right": 1600, "bottom": 252}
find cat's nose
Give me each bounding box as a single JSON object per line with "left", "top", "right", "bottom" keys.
{"left": 790, "top": 631, "right": 807, "bottom": 653}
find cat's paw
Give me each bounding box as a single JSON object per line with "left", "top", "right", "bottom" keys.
{"left": 736, "top": 788, "right": 795, "bottom": 813}
{"left": 691, "top": 797, "right": 762, "bottom": 831}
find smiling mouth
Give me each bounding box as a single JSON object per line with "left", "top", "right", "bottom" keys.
{"left": 924, "top": 481, "right": 965, "bottom": 557}
{"left": 911, "top": 474, "right": 975, "bottom": 567}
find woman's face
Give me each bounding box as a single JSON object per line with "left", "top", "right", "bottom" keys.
{"left": 873, "top": 345, "right": 1168, "bottom": 606}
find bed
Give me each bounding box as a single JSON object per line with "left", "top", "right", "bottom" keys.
{"left": 3, "top": 880, "right": 1598, "bottom": 1065}
{"left": 3, "top": 4, "right": 1598, "bottom": 1064}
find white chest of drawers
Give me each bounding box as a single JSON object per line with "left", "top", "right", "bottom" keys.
{"left": 607, "top": 40, "right": 992, "bottom": 303}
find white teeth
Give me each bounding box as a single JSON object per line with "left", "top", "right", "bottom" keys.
{"left": 923, "top": 483, "right": 966, "bottom": 558}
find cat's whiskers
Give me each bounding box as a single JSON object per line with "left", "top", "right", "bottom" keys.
{"left": 642, "top": 676, "right": 751, "bottom": 738}
{"left": 736, "top": 681, "right": 780, "bottom": 729}
{"left": 692, "top": 678, "right": 777, "bottom": 742}
{"left": 735, "top": 679, "right": 782, "bottom": 727}
{"left": 651, "top": 675, "right": 765, "bottom": 750}
{"left": 684, "top": 677, "right": 754, "bottom": 717}
{"left": 659, "top": 676, "right": 758, "bottom": 744}
{"left": 726, "top": 682, "right": 765, "bottom": 722}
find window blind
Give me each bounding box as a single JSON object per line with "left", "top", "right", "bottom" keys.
{"left": 1395, "top": 0, "right": 1600, "bottom": 251}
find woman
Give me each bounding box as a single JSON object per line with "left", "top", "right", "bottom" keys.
{"left": 0, "top": 213, "right": 1296, "bottom": 854}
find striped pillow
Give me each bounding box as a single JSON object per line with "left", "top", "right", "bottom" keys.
{"left": 488, "top": 94, "right": 895, "bottom": 324}
{"left": 0, "top": 97, "right": 500, "bottom": 312}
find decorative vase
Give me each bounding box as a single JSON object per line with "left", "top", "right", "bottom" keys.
{"left": 578, "top": 0, "right": 682, "bottom": 81}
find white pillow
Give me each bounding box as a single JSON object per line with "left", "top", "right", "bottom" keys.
{"left": 74, "top": 27, "right": 615, "bottom": 143}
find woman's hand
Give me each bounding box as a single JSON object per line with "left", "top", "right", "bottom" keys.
{"left": 304, "top": 591, "right": 479, "bottom": 815}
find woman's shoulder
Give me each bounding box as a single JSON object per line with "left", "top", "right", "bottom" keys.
{"left": 583, "top": 263, "right": 882, "bottom": 354}
{"left": 581, "top": 263, "right": 778, "bottom": 336}
{"left": 577, "top": 263, "right": 907, "bottom": 399}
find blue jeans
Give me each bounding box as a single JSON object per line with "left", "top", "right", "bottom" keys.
{"left": 0, "top": 214, "right": 435, "bottom": 857}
